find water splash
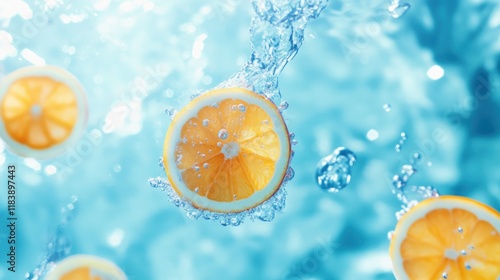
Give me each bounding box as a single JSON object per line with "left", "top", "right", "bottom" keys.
{"left": 219, "top": 0, "right": 329, "bottom": 104}
{"left": 152, "top": 0, "right": 328, "bottom": 225}
{"left": 391, "top": 150, "right": 439, "bottom": 220}
{"left": 149, "top": 176, "right": 289, "bottom": 226}
{"left": 316, "top": 147, "right": 356, "bottom": 193}
{"left": 25, "top": 196, "right": 77, "bottom": 279}
{"left": 388, "top": 0, "right": 411, "bottom": 19}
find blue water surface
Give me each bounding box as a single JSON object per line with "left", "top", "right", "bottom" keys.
{"left": 0, "top": 0, "right": 499, "bottom": 279}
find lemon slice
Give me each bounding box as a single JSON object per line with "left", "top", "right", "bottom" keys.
{"left": 45, "top": 254, "right": 127, "bottom": 280}
{"left": 163, "top": 87, "right": 291, "bottom": 213}
{"left": 0, "top": 65, "right": 88, "bottom": 159}
{"left": 390, "top": 195, "right": 500, "bottom": 279}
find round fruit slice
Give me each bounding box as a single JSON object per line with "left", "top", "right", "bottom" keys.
{"left": 389, "top": 195, "right": 500, "bottom": 280}
{"left": 163, "top": 87, "right": 291, "bottom": 213}
{"left": 45, "top": 254, "right": 127, "bottom": 280}
{"left": 0, "top": 65, "right": 88, "bottom": 159}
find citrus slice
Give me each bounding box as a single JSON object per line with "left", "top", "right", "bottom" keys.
{"left": 0, "top": 65, "right": 88, "bottom": 159}
{"left": 163, "top": 87, "right": 290, "bottom": 213}
{"left": 45, "top": 255, "right": 127, "bottom": 280}
{"left": 390, "top": 195, "right": 500, "bottom": 280}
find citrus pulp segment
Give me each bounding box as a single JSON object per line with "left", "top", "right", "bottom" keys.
{"left": 163, "top": 87, "right": 291, "bottom": 213}
{"left": 389, "top": 195, "right": 500, "bottom": 280}
{"left": 45, "top": 254, "right": 127, "bottom": 280}
{"left": 0, "top": 65, "right": 88, "bottom": 159}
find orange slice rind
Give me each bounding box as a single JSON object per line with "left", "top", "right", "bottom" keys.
{"left": 389, "top": 195, "right": 500, "bottom": 280}
{"left": 45, "top": 254, "right": 127, "bottom": 280}
{"left": 163, "top": 87, "right": 291, "bottom": 213}
{"left": 0, "top": 65, "right": 88, "bottom": 159}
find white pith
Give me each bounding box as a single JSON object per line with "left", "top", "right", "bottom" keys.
{"left": 0, "top": 65, "right": 88, "bottom": 159}
{"left": 390, "top": 196, "right": 500, "bottom": 280}
{"left": 44, "top": 254, "right": 127, "bottom": 280}
{"left": 164, "top": 87, "right": 290, "bottom": 213}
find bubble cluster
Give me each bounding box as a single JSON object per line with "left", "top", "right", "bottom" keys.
{"left": 149, "top": 176, "right": 291, "bottom": 226}
{"left": 316, "top": 147, "right": 357, "bottom": 193}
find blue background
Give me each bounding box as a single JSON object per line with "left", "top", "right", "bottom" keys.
{"left": 0, "top": 0, "right": 499, "bottom": 279}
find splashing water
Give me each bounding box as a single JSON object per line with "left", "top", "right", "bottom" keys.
{"left": 391, "top": 147, "right": 440, "bottom": 220}
{"left": 25, "top": 197, "right": 77, "bottom": 279}
{"left": 316, "top": 147, "right": 357, "bottom": 193}
{"left": 154, "top": 0, "right": 328, "bottom": 226}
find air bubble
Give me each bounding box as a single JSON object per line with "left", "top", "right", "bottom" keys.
{"left": 442, "top": 272, "right": 448, "bottom": 279}
{"left": 458, "top": 227, "right": 464, "bottom": 233}
{"left": 193, "top": 165, "right": 200, "bottom": 171}
{"left": 194, "top": 187, "right": 199, "bottom": 193}
{"left": 218, "top": 129, "right": 228, "bottom": 140}
{"left": 237, "top": 104, "right": 246, "bottom": 112}
{"left": 383, "top": 103, "right": 391, "bottom": 112}
{"left": 465, "top": 263, "right": 471, "bottom": 270}
{"left": 202, "top": 119, "right": 209, "bottom": 127}
{"left": 461, "top": 249, "right": 467, "bottom": 255}
{"left": 203, "top": 163, "right": 209, "bottom": 169}
{"left": 279, "top": 100, "right": 289, "bottom": 111}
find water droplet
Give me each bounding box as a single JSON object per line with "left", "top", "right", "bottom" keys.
{"left": 218, "top": 129, "right": 228, "bottom": 140}
{"left": 316, "top": 147, "right": 356, "bottom": 192}
{"left": 202, "top": 119, "right": 209, "bottom": 127}
{"left": 233, "top": 194, "right": 237, "bottom": 200}
{"left": 465, "top": 263, "right": 471, "bottom": 270}
{"left": 238, "top": 104, "right": 246, "bottom": 112}
{"left": 279, "top": 100, "right": 289, "bottom": 111}
{"left": 203, "top": 163, "right": 209, "bottom": 169}
{"left": 383, "top": 103, "right": 391, "bottom": 112}
{"left": 458, "top": 227, "right": 464, "bottom": 233}
{"left": 442, "top": 272, "right": 448, "bottom": 279}
{"left": 284, "top": 166, "right": 295, "bottom": 181}
{"left": 194, "top": 187, "right": 199, "bottom": 193}
{"left": 461, "top": 249, "right": 467, "bottom": 255}
{"left": 388, "top": 2, "right": 411, "bottom": 18}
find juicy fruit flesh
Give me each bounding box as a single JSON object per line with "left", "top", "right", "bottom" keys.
{"left": 400, "top": 207, "right": 500, "bottom": 279}
{"left": 1, "top": 76, "right": 78, "bottom": 149}
{"left": 61, "top": 267, "right": 102, "bottom": 280}
{"left": 175, "top": 98, "right": 280, "bottom": 202}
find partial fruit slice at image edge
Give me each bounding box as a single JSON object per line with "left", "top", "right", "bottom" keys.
{"left": 0, "top": 65, "right": 88, "bottom": 159}
{"left": 44, "top": 254, "right": 127, "bottom": 280}
{"left": 390, "top": 195, "right": 500, "bottom": 280}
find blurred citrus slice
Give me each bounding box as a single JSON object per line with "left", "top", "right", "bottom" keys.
{"left": 0, "top": 65, "right": 88, "bottom": 159}
{"left": 163, "top": 87, "right": 290, "bottom": 213}
{"left": 390, "top": 195, "right": 500, "bottom": 279}
{"left": 45, "top": 254, "right": 127, "bottom": 280}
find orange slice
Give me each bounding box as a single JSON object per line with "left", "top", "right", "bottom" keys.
{"left": 45, "top": 255, "right": 127, "bottom": 280}
{"left": 163, "top": 87, "right": 291, "bottom": 213}
{"left": 0, "top": 65, "right": 88, "bottom": 159}
{"left": 389, "top": 195, "right": 500, "bottom": 280}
